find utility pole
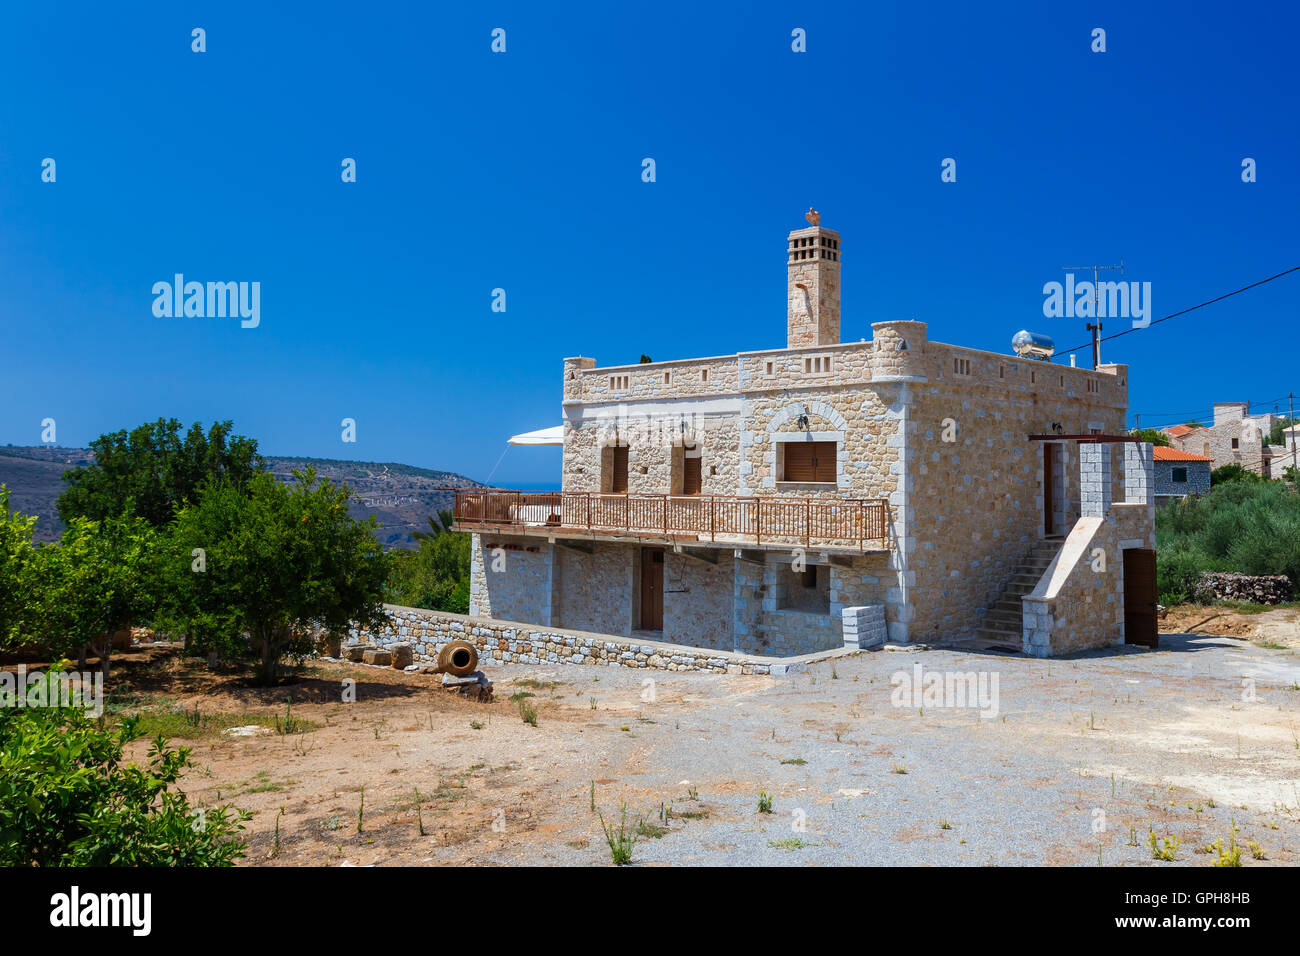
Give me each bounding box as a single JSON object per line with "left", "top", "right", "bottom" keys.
{"left": 1062, "top": 260, "right": 1124, "bottom": 369}
{"left": 1291, "top": 392, "right": 1297, "bottom": 475}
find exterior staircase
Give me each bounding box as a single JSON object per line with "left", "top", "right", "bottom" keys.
{"left": 973, "top": 537, "right": 1065, "bottom": 649}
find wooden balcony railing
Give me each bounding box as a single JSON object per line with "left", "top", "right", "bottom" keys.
{"left": 452, "top": 490, "right": 890, "bottom": 551}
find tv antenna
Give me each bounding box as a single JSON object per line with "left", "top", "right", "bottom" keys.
{"left": 1061, "top": 259, "right": 1124, "bottom": 368}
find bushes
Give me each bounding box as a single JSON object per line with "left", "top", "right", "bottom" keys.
{"left": 385, "top": 529, "right": 470, "bottom": 613}
{"left": 0, "top": 673, "right": 248, "bottom": 866}
{"left": 1156, "top": 481, "right": 1300, "bottom": 604}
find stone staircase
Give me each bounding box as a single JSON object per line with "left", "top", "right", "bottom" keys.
{"left": 973, "top": 537, "right": 1064, "bottom": 649}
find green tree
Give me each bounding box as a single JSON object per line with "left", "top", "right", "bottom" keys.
{"left": 386, "top": 530, "right": 471, "bottom": 613}
{"left": 0, "top": 487, "right": 37, "bottom": 643}
{"left": 410, "top": 509, "right": 455, "bottom": 543}
{"left": 0, "top": 674, "right": 248, "bottom": 866}
{"left": 14, "top": 513, "right": 159, "bottom": 675}
{"left": 57, "top": 419, "right": 263, "bottom": 529}
{"left": 1267, "top": 417, "right": 1297, "bottom": 446}
{"left": 167, "top": 468, "right": 391, "bottom": 684}
{"left": 1128, "top": 428, "right": 1171, "bottom": 447}
{"left": 1210, "top": 463, "right": 1261, "bottom": 486}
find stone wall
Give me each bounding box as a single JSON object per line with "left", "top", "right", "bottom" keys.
{"left": 350, "top": 604, "right": 832, "bottom": 675}
{"left": 1154, "top": 462, "right": 1211, "bottom": 499}
{"left": 1194, "top": 572, "right": 1292, "bottom": 605}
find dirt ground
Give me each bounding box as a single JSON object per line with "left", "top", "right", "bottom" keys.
{"left": 11, "top": 604, "right": 1299, "bottom": 867}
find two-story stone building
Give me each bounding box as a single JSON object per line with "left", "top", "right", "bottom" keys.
{"left": 455, "top": 212, "right": 1157, "bottom": 658}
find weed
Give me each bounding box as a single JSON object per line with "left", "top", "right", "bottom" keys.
{"left": 758, "top": 791, "right": 774, "bottom": 814}
{"left": 780, "top": 757, "right": 806, "bottom": 765}
{"left": 357, "top": 786, "right": 365, "bottom": 833}
{"left": 1147, "top": 827, "right": 1179, "bottom": 862}
{"left": 597, "top": 798, "right": 642, "bottom": 866}
{"left": 519, "top": 699, "right": 538, "bottom": 726}
{"left": 768, "top": 838, "right": 817, "bottom": 851}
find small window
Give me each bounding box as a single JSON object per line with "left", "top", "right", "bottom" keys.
{"left": 1031, "top": 371, "right": 1037, "bottom": 384}
{"left": 998, "top": 365, "right": 1004, "bottom": 379}
{"left": 953, "top": 357, "right": 971, "bottom": 376}
{"left": 1059, "top": 375, "right": 1064, "bottom": 387}
{"left": 1172, "top": 467, "right": 1188, "bottom": 483}
{"left": 663, "top": 371, "right": 671, "bottom": 385}
{"left": 1231, "top": 438, "right": 1239, "bottom": 449}
{"left": 766, "top": 361, "right": 774, "bottom": 375}
{"left": 701, "top": 368, "right": 708, "bottom": 382}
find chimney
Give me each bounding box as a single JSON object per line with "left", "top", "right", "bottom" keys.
{"left": 787, "top": 207, "right": 841, "bottom": 348}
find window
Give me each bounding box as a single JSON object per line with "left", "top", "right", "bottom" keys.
{"left": 1231, "top": 438, "right": 1239, "bottom": 449}
{"left": 765, "top": 361, "right": 775, "bottom": 375}
{"left": 953, "top": 357, "right": 971, "bottom": 376}
{"left": 803, "top": 355, "right": 832, "bottom": 376}
{"left": 1172, "top": 467, "right": 1188, "bottom": 483}
{"left": 1086, "top": 379, "right": 1099, "bottom": 394}
{"left": 610, "top": 375, "right": 629, "bottom": 391}
{"left": 610, "top": 445, "right": 629, "bottom": 493}
{"left": 800, "top": 566, "right": 818, "bottom": 588}
{"left": 782, "top": 441, "right": 836, "bottom": 483}
{"left": 701, "top": 368, "right": 708, "bottom": 382}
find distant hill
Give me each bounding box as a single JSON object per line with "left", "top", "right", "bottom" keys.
{"left": 0, "top": 445, "right": 488, "bottom": 548}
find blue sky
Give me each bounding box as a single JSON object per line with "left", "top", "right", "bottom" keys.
{"left": 2, "top": 1, "right": 1297, "bottom": 488}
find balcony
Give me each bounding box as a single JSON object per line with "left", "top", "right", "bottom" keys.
{"left": 452, "top": 490, "right": 890, "bottom": 553}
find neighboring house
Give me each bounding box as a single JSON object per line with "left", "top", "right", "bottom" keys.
{"left": 1161, "top": 423, "right": 1204, "bottom": 449}
{"left": 1152, "top": 446, "right": 1212, "bottom": 506}
{"left": 455, "top": 212, "right": 1156, "bottom": 658}
{"left": 1178, "top": 403, "right": 1282, "bottom": 476}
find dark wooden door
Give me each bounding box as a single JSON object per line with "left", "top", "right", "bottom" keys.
{"left": 640, "top": 548, "right": 663, "bottom": 631}
{"left": 611, "top": 445, "right": 629, "bottom": 493}
{"left": 683, "top": 455, "right": 702, "bottom": 495}
{"left": 1043, "top": 444, "right": 1054, "bottom": 536}
{"left": 1123, "top": 548, "right": 1159, "bottom": 648}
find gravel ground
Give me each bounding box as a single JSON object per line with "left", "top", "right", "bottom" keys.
{"left": 148, "top": 625, "right": 1299, "bottom": 867}
{"left": 459, "top": 631, "right": 1300, "bottom": 866}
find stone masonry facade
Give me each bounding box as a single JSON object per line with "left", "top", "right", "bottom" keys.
{"left": 462, "top": 211, "right": 1146, "bottom": 658}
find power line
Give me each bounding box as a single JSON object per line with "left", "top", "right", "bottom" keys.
{"left": 1053, "top": 265, "right": 1300, "bottom": 361}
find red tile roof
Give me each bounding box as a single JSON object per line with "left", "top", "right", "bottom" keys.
{"left": 1164, "top": 424, "right": 1203, "bottom": 438}
{"left": 1154, "top": 446, "right": 1213, "bottom": 462}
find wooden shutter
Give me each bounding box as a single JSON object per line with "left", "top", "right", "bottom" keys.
{"left": 683, "top": 455, "right": 702, "bottom": 495}
{"left": 611, "top": 445, "right": 629, "bottom": 493}
{"left": 784, "top": 441, "right": 836, "bottom": 483}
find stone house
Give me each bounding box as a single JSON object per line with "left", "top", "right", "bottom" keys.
{"left": 1152, "top": 446, "right": 1212, "bottom": 507}
{"left": 1172, "top": 403, "right": 1289, "bottom": 477}
{"left": 455, "top": 212, "right": 1156, "bottom": 658}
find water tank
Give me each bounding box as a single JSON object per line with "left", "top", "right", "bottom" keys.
{"left": 1012, "top": 330, "right": 1055, "bottom": 360}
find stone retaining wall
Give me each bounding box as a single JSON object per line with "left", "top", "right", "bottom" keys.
{"left": 1194, "top": 572, "right": 1293, "bottom": 605}
{"left": 349, "top": 604, "right": 843, "bottom": 675}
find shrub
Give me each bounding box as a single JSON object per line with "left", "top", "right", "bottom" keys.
{"left": 0, "top": 673, "right": 249, "bottom": 866}
{"left": 1156, "top": 481, "right": 1300, "bottom": 603}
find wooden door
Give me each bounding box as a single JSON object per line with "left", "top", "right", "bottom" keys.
{"left": 611, "top": 445, "right": 629, "bottom": 493}
{"left": 1122, "top": 548, "right": 1159, "bottom": 648}
{"left": 640, "top": 548, "right": 663, "bottom": 630}
{"left": 1043, "top": 444, "right": 1054, "bottom": 536}
{"left": 683, "top": 455, "right": 702, "bottom": 495}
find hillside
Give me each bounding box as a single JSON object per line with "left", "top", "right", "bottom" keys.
{"left": 0, "top": 445, "right": 488, "bottom": 548}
